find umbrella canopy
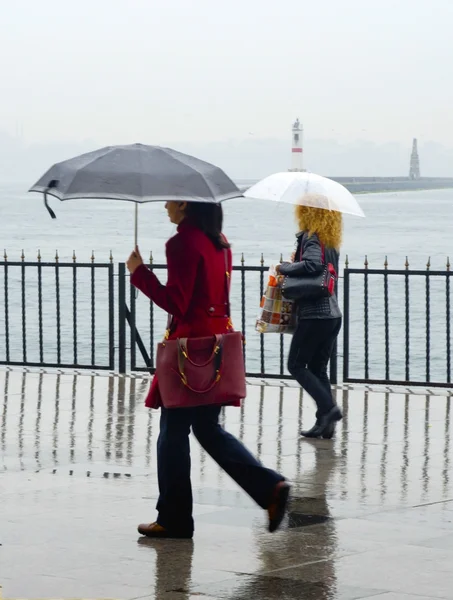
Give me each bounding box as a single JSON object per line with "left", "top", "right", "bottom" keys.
{"left": 29, "top": 143, "right": 242, "bottom": 204}
{"left": 244, "top": 171, "right": 365, "bottom": 217}
{"left": 29, "top": 143, "right": 243, "bottom": 246}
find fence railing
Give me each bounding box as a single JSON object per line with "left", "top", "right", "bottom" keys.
{"left": 0, "top": 252, "right": 115, "bottom": 370}
{"left": 1, "top": 252, "right": 452, "bottom": 388}
{"left": 343, "top": 258, "right": 451, "bottom": 387}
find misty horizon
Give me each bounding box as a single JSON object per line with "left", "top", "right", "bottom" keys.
{"left": 1, "top": 131, "right": 453, "bottom": 184}
{"left": 2, "top": 0, "right": 452, "bottom": 182}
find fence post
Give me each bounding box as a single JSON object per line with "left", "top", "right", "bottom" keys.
{"left": 329, "top": 270, "right": 339, "bottom": 385}
{"left": 343, "top": 263, "right": 350, "bottom": 382}
{"left": 130, "top": 272, "right": 137, "bottom": 370}
{"left": 108, "top": 260, "right": 115, "bottom": 370}
{"left": 118, "top": 262, "right": 126, "bottom": 374}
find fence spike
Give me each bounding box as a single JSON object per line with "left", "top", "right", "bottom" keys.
{"left": 149, "top": 251, "right": 153, "bottom": 265}
{"left": 384, "top": 256, "right": 388, "bottom": 269}
{"left": 3, "top": 249, "right": 7, "bottom": 262}
{"left": 21, "top": 249, "right": 25, "bottom": 262}
{"left": 72, "top": 250, "right": 76, "bottom": 263}
{"left": 91, "top": 250, "right": 95, "bottom": 263}
{"left": 241, "top": 253, "right": 245, "bottom": 266}
{"left": 55, "top": 250, "right": 59, "bottom": 263}
{"left": 364, "top": 255, "right": 368, "bottom": 269}
{"left": 279, "top": 253, "right": 283, "bottom": 263}
{"left": 447, "top": 256, "right": 450, "bottom": 271}
{"left": 37, "top": 249, "right": 41, "bottom": 262}
{"left": 426, "top": 256, "right": 431, "bottom": 270}
{"left": 405, "top": 256, "right": 409, "bottom": 269}
{"left": 345, "top": 254, "right": 349, "bottom": 268}
{"left": 260, "top": 253, "right": 264, "bottom": 266}
{"left": 109, "top": 250, "right": 113, "bottom": 263}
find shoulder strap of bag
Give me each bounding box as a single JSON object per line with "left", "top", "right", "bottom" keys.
{"left": 299, "top": 233, "right": 326, "bottom": 265}
{"left": 224, "top": 247, "right": 231, "bottom": 318}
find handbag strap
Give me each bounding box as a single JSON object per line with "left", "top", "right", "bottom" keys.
{"left": 299, "top": 233, "right": 326, "bottom": 264}
{"left": 176, "top": 335, "right": 225, "bottom": 393}
{"left": 223, "top": 247, "right": 231, "bottom": 319}
{"left": 178, "top": 334, "right": 223, "bottom": 367}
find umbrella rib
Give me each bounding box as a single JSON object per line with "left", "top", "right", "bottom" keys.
{"left": 159, "top": 147, "right": 219, "bottom": 199}
{"left": 64, "top": 148, "right": 116, "bottom": 197}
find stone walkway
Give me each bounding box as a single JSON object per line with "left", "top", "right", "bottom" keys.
{"left": 1, "top": 368, "right": 453, "bottom": 599}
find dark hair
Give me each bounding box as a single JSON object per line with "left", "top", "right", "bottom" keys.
{"left": 184, "top": 202, "right": 230, "bottom": 250}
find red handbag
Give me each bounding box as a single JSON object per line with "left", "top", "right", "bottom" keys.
{"left": 155, "top": 251, "right": 247, "bottom": 409}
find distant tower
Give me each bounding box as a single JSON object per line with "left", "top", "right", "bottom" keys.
{"left": 409, "top": 138, "right": 420, "bottom": 179}
{"left": 289, "top": 118, "right": 304, "bottom": 172}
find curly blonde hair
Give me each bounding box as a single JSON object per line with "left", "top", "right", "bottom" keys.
{"left": 295, "top": 203, "right": 343, "bottom": 250}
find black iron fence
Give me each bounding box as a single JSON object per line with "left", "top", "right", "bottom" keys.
{"left": 1, "top": 252, "right": 452, "bottom": 387}
{"left": 0, "top": 251, "right": 115, "bottom": 370}
{"left": 343, "top": 257, "right": 451, "bottom": 387}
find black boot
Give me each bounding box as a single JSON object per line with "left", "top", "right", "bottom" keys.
{"left": 301, "top": 409, "right": 323, "bottom": 439}
{"left": 321, "top": 421, "right": 336, "bottom": 439}
{"left": 300, "top": 419, "right": 322, "bottom": 438}
{"left": 301, "top": 406, "right": 342, "bottom": 439}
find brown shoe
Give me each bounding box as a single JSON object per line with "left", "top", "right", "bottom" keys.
{"left": 137, "top": 522, "right": 193, "bottom": 539}
{"left": 267, "top": 481, "right": 290, "bottom": 533}
{"left": 138, "top": 522, "right": 167, "bottom": 537}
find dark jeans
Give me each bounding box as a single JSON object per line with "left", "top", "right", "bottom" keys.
{"left": 156, "top": 405, "right": 284, "bottom": 535}
{"left": 288, "top": 317, "right": 342, "bottom": 416}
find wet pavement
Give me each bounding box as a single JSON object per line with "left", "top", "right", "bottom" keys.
{"left": 1, "top": 368, "right": 453, "bottom": 600}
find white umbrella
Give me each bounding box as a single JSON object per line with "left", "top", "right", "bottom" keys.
{"left": 243, "top": 171, "right": 365, "bottom": 217}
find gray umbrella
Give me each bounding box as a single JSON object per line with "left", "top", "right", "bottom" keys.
{"left": 29, "top": 143, "right": 242, "bottom": 243}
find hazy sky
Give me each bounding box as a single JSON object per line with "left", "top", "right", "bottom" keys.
{"left": 2, "top": 0, "right": 452, "bottom": 149}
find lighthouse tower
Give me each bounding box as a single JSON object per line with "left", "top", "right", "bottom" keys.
{"left": 409, "top": 138, "right": 420, "bottom": 179}
{"left": 289, "top": 118, "right": 304, "bottom": 172}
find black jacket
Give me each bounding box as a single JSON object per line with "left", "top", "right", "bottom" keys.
{"left": 279, "top": 231, "right": 342, "bottom": 320}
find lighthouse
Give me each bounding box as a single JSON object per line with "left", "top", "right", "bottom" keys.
{"left": 289, "top": 118, "right": 304, "bottom": 172}
{"left": 409, "top": 138, "right": 420, "bottom": 179}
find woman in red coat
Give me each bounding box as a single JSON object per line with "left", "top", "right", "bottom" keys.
{"left": 126, "top": 201, "right": 289, "bottom": 539}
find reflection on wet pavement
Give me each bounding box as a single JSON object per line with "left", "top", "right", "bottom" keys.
{"left": 1, "top": 368, "right": 453, "bottom": 599}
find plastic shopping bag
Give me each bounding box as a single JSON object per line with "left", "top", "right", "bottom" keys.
{"left": 255, "top": 266, "right": 296, "bottom": 334}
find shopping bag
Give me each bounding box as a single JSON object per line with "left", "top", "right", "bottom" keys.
{"left": 255, "top": 266, "right": 296, "bottom": 334}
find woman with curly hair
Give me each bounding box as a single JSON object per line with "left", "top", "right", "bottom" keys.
{"left": 278, "top": 205, "right": 343, "bottom": 439}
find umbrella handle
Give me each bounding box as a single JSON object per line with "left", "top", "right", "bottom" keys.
{"left": 44, "top": 179, "right": 59, "bottom": 219}
{"left": 134, "top": 203, "right": 138, "bottom": 246}
{"left": 44, "top": 192, "right": 57, "bottom": 219}
{"left": 134, "top": 203, "right": 139, "bottom": 299}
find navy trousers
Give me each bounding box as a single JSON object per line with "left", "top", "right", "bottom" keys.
{"left": 156, "top": 405, "right": 283, "bottom": 535}
{"left": 288, "top": 317, "right": 342, "bottom": 416}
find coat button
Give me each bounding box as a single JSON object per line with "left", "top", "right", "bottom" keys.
{"left": 209, "top": 307, "right": 215, "bottom": 313}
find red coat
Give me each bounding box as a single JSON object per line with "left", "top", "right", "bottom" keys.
{"left": 130, "top": 219, "right": 237, "bottom": 409}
